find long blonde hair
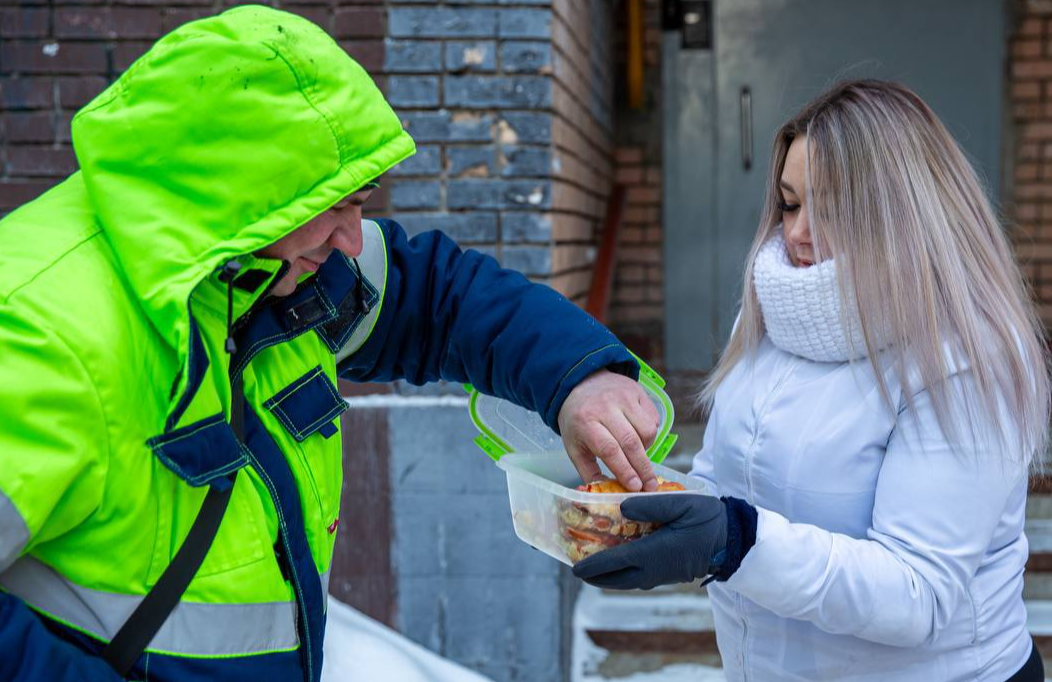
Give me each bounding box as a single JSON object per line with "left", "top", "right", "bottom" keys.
{"left": 701, "top": 79, "right": 1050, "bottom": 462}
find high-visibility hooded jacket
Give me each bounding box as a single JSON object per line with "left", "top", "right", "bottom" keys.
{"left": 0, "top": 7, "right": 637, "bottom": 682}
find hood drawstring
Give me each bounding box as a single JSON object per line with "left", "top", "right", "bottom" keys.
{"left": 352, "top": 258, "right": 370, "bottom": 315}
{"left": 218, "top": 259, "right": 242, "bottom": 354}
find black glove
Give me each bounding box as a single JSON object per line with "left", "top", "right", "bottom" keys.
{"left": 571, "top": 494, "right": 757, "bottom": 591}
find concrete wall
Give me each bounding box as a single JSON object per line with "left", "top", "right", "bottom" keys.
{"left": 337, "top": 392, "right": 574, "bottom": 682}
{"left": 391, "top": 397, "right": 568, "bottom": 681}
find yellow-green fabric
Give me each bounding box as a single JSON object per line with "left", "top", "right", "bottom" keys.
{"left": 0, "top": 3, "right": 412, "bottom": 620}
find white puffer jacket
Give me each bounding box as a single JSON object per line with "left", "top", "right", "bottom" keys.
{"left": 690, "top": 235, "right": 1032, "bottom": 681}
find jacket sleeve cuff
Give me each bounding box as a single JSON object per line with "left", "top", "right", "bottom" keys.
{"left": 542, "top": 343, "right": 639, "bottom": 432}
{"left": 713, "top": 496, "right": 758, "bottom": 582}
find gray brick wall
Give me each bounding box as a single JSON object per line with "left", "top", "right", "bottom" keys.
{"left": 383, "top": 2, "right": 563, "bottom": 281}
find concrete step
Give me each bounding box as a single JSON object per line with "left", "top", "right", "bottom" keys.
{"left": 1029, "top": 518, "right": 1052, "bottom": 554}
{"left": 571, "top": 583, "right": 722, "bottom": 681}
{"left": 1025, "top": 515, "right": 1052, "bottom": 600}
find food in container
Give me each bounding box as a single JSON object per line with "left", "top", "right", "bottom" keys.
{"left": 557, "top": 476, "right": 686, "bottom": 563}
{"left": 466, "top": 358, "right": 706, "bottom": 566}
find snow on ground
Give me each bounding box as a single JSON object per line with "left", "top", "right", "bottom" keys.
{"left": 322, "top": 596, "right": 494, "bottom": 682}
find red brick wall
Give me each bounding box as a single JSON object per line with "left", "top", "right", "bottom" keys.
{"left": 608, "top": 0, "right": 664, "bottom": 362}
{"left": 611, "top": 145, "right": 662, "bottom": 338}
{"left": 0, "top": 1, "right": 388, "bottom": 216}
{"left": 1010, "top": 0, "right": 1052, "bottom": 326}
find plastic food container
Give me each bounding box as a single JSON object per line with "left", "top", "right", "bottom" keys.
{"left": 465, "top": 359, "right": 707, "bottom": 566}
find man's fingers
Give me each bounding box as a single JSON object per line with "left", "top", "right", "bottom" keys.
{"left": 581, "top": 422, "right": 643, "bottom": 491}
{"left": 607, "top": 411, "right": 658, "bottom": 491}
{"left": 563, "top": 436, "right": 604, "bottom": 485}
{"left": 627, "top": 393, "right": 661, "bottom": 449}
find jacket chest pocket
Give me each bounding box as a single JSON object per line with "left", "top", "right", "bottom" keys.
{"left": 264, "top": 366, "right": 347, "bottom": 442}
{"left": 146, "top": 417, "right": 268, "bottom": 582}
{"left": 263, "top": 366, "right": 347, "bottom": 532}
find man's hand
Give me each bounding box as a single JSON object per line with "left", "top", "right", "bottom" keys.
{"left": 557, "top": 369, "right": 660, "bottom": 492}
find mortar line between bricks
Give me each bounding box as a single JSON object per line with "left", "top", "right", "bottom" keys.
{"left": 550, "top": 4, "right": 595, "bottom": 70}
{"left": 550, "top": 42, "right": 606, "bottom": 101}
{"left": 549, "top": 21, "right": 596, "bottom": 89}
{"left": 551, "top": 85, "right": 614, "bottom": 142}
{"left": 549, "top": 178, "right": 616, "bottom": 202}
{"left": 550, "top": 149, "right": 615, "bottom": 175}
{"left": 553, "top": 120, "right": 614, "bottom": 165}
{"left": 552, "top": 140, "right": 616, "bottom": 170}
{"left": 550, "top": 41, "right": 615, "bottom": 126}
{"left": 545, "top": 208, "right": 617, "bottom": 223}
{"left": 552, "top": 97, "right": 613, "bottom": 150}
{"left": 550, "top": 169, "right": 615, "bottom": 198}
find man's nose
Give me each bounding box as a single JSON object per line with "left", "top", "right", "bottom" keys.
{"left": 329, "top": 211, "right": 364, "bottom": 258}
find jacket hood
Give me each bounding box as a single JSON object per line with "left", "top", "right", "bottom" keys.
{"left": 71, "top": 5, "right": 414, "bottom": 389}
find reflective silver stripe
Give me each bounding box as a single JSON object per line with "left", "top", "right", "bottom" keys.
{"left": 335, "top": 220, "right": 387, "bottom": 363}
{"left": 320, "top": 569, "right": 331, "bottom": 600}
{"left": 0, "top": 556, "right": 298, "bottom": 656}
{"left": 0, "top": 489, "right": 29, "bottom": 573}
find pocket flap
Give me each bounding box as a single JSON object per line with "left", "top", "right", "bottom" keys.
{"left": 264, "top": 366, "right": 348, "bottom": 442}
{"left": 148, "top": 414, "right": 247, "bottom": 489}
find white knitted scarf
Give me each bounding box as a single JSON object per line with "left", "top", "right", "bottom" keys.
{"left": 753, "top": 232, "right": 874, "bottom": 363}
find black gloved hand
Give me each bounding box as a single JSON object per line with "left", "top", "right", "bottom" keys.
{"left": 571, "top": 494, "right": 756, "bottom": 591}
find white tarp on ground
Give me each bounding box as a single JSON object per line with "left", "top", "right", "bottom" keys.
{"left": 322, "top": 596, "right": 494, "bottom": 682}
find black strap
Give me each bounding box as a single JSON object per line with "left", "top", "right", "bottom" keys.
{"left": 102, "top": 376, "right": 245, "bottom": 676}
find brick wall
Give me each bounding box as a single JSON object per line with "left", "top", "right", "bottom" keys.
{"left": 608, "top": 0, "right": 665, "bottom": 362}
{"left": 548, "top": 0, "right": 614, "bottom": 304}
{"left": 385, "top": 3, "right": 553, "bottom": 274}
{"left": 386, "top": 0, "right": 615, "bottom": 303}
{"left": 0, "top": 1, "right": 391, "bottom": 214}
{"left": 611, "top": 144, "right": 662, "bottom": 356}
{"left": 1011, "top": 0, "right": 1052, "bottom": 326}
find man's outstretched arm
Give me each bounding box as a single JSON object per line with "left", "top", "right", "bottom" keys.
{"left": 336, "top": 219, "right": 661, "bottom": 490}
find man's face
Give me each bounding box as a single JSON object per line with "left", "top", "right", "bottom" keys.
{"left": 256, "top": 188, "right": 373, "bottom": 297}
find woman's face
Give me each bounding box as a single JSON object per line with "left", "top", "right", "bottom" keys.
{"left": 779, "top": 136, "right": 815, "bottom": 267}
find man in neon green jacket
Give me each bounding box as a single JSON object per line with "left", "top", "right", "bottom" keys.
{"left": 0, "top": 7, "right": 661, "bottom": 682}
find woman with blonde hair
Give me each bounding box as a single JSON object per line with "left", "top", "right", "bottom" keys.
{"left": 573, "top": 79, "right": 1052, "bottom": 680}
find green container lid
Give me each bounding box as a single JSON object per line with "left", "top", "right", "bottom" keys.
{"left": 465, "top": 355, "right": 678, "bottom": 465}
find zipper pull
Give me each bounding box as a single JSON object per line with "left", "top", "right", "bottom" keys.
{"left": 218, "top": 259, "right": 242, "bottom": 354}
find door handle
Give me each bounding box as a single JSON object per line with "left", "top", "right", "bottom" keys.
{"left": 741, "top": 86, "right": 753, "bottom": 171}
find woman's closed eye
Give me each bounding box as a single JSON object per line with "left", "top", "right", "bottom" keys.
{"left": 778, "top": 199, "right": 800, "bottom": 213}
